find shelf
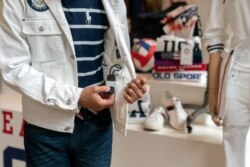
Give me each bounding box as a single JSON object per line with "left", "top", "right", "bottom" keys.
{"left": 138, "top": 73, "right": 207, "bottom": 108}
{"left": 127, "top": 123, "right": 223, "bottom": 145}
{"left": 139, "top": 73, "right": 207, "bottom": 88}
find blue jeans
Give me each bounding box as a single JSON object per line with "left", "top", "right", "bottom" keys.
{"left": 24, "top": 108, "right": 113, "bottom": 167}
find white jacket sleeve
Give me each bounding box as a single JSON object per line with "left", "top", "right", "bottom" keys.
{"left": 0, "top": 0, "right": 82, "bottom": 112}
{"left": 204, "top": 0, "right": 230, "bottom": 54}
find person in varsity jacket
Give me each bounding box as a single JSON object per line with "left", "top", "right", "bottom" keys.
{"left": 0, "top": 0, "right": 146, "bottom": 166}
{"left": 204, "top": 0, "right": 250, "bottom": 167}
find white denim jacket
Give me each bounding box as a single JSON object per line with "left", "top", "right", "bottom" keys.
{"left": 0, "top": 0, "right": 136, "bottom": 135}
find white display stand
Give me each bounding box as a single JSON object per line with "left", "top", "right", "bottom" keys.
{"left": 112, "top": 124, "right": 224, "bottom": 167}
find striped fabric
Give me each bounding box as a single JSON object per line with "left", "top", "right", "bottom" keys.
{"left": 62, "top": 0, "right": 109, "bottom": 88}
{"left": 207, "top": 43, "right": 224, "bottom": 53}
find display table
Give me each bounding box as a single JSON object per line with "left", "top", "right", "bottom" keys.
{"left": 112, "top": 124, "right": 224, "bottom": 167}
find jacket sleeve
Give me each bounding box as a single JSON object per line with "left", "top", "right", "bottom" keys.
{"left": 203, "top": 0, "right": 230, "bottom": 54}
{"left": 0, "top": 0, "right": 82, "bottom": 112}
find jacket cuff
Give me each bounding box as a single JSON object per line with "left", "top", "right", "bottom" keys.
{"left": 204, "top": 37, "right": 225, "bottom": 54}
{"left": 207, "top": 43, "right": 224, "bottom": 53}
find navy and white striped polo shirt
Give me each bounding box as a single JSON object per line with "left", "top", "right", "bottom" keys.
{"left": 62, "top": 0, "right": 109, "bottom": 88}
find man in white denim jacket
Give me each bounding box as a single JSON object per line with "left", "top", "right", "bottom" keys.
{"left": 0, "top": 0, "right": 146, "bottom": 166}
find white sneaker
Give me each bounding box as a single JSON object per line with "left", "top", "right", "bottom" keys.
{"left": 167, "top": 97, "right": 187, "bottom": 131}
{"left": 144, "top": 106, "right": 167, "bottom": 131}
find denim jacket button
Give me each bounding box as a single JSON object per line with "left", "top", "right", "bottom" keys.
{"left": 66, "top": 98, "right": 72, "bottom": 105}
{"left": 39, "top": 26, "right": 45, "bottom": 32}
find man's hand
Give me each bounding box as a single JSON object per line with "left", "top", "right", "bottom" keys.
{"left": 78, "top": 86, "right": 114, "bottom": 113}
{"left": 209, "top": 91, "right": 223, "bottom": 126}
{"left": 124, "top": 75, "right": 147, "bottom": 104}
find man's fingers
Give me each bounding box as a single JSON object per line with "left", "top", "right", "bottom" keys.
{"left": 136, "top": 75, "right": 146, "bottom": 85}
{"left": 136, "top": 76, "right": 147, "bottom": 94}
{"left": 132, "top": 79, "right": 147, "bottom": 93}
{"left": 128, "top": 82, "right": 143, "bottom": 98}
{"left": 124, "top": 75, "right": 147, "bottom": 104}
{"left": 100, "top": 95, "right": 115, "bottom": 107}
{"left": 212, "top": 118, "right": 223, "bottom": 126}
{"left": 94, "top": 94, "right": 114, "bottom": 112}
{"left": 211, "top": 113, "right": 222, "bottom": 126}
{"left": 93, "top": 85, "right": 111, "bottom": 93}
{"left": 124, "top": 93, "right": 133, "bottom": 104}
{"left": 125, "top": 87, "right": 137, "bottom": 101}
{"left": 140, "top": 84, "right": 147, "bottom": 94}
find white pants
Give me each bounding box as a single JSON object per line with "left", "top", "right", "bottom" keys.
{"left": 224, "top": 67, "right": 250, "bottom": 167}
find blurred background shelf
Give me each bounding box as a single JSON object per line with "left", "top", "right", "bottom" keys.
{"left": 139, "top": 73, "right": 207, "bottom": 109}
